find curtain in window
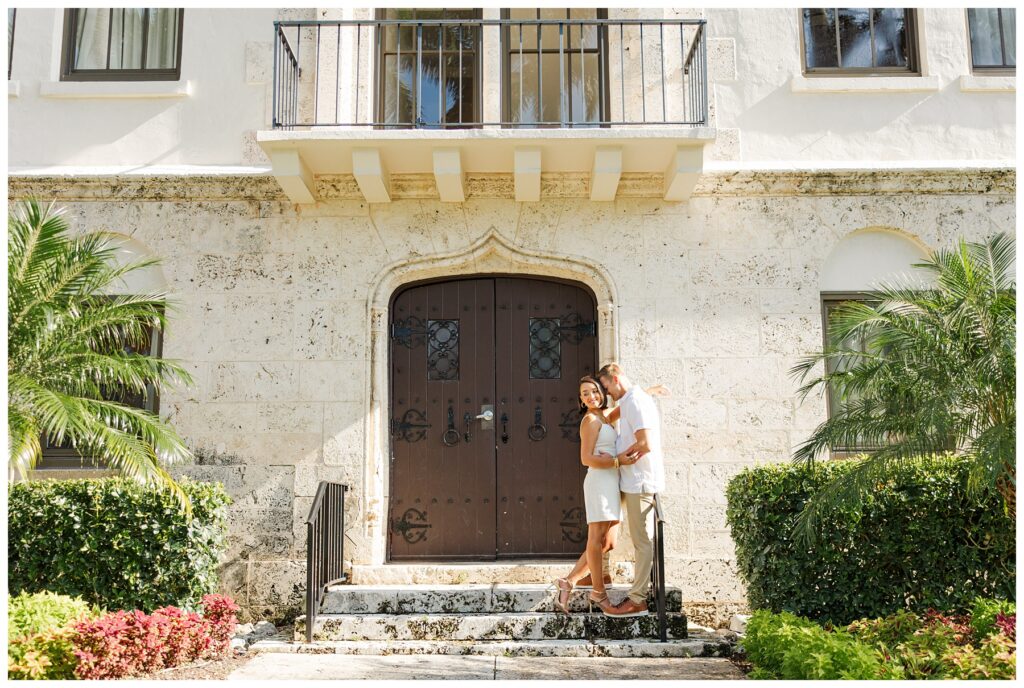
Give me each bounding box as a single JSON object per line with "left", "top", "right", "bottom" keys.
{"left": 969, "top": 8, "right": 1016, "bottom": 67}
{"left": 72, "top": 8, "right": 178, "bottom": 71}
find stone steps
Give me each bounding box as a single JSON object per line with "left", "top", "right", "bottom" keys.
{"left": 321, "top": 583, "right": 682, "bottom": 615}
{"left": 297, "top": 611, "right": 688, "bottom": 642}
{"left": 349, "top": 561, "right": 634, "bottom": 585}
{"left": 253, "top": 635, "right": 733, "bottom": 658}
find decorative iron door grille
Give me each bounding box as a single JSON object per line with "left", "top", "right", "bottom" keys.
{"left": 388, "top": 277, "right": 597, "bottom": 560}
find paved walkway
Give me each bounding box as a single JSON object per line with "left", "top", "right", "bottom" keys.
{"left": 228, "top": 654, "right": 747, "bottom": 680}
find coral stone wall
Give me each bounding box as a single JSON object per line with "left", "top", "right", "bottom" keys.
{"left": 10, "top": 168, "right": 1013, "bottom": 623}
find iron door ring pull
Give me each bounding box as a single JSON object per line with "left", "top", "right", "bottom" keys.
{"left": 528, "top": 406, "right": 547, "bottom": 441}
{"left": 443, "top": 404, "right": 460, "bottom": 446}
{"left": 528, "top": 423, "right": 547, "bottom": 441}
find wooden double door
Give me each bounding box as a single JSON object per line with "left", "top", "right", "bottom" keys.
{"left": 388, "top": 277, "right": 598, "bottom": 560}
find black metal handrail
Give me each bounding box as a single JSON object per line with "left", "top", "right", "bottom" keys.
{"left": 650, "top": 493, "right": 668, "bottom": 642}
{"left": 272, "top": 18, "right": 707, "bottom": 130}
{"left": 305, "top": 481, "right": 348, "bottom": 643}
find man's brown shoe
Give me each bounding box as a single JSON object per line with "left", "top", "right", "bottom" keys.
{"left": 575, "top": 573, "right": 613, "bottom": 589}
{"left": 603, "top": 598, "right": 649, "bottom": 618}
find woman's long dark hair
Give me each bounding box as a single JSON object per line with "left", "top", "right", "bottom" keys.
{"left": 578, "top": 375, "right": 609, "bottom": 414}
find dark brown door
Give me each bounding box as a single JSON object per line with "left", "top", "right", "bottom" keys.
{"left": 388, "top": 277, "right": 597, "bottom": 561}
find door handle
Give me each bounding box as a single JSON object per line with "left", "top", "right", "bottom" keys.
{"left": 475, "top": 410, "right": 494, "bottom": 422}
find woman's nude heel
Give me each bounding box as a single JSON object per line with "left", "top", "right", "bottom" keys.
{"left": 554, "top": 578, "right": 573, "bottom": 614}
{"left": 589, "top": 591, "right": 615, "bottom": 614}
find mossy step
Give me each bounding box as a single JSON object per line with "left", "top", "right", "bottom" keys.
{"left": 297, "top": 611, "right": 688, "bottom": 642}
{"left": 322, "top": 583, "right": 682, "bottom": 615}
{"left": 255, "top": 636, "right": 732, "bottom": 658}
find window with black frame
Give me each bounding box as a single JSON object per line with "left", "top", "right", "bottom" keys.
{"left": 967, "top": 8, "right": 1015, "bottom": 71}
{"left": 503, "top": 8, "right": 606, "bottom": 126}
{"left": 38, "top": 319, "right": 163, "bottom": 469}
{"left": 821, "top": 294, "right": 884, "bottom": 453}
{"left": 376, "top": 8, "right": 481, "bottom": 128}
{"left": 802, "top": 8, "right": 918, "bottom": 74}
{"left": 61, "top": 8, "right": 183, "bottom": 81}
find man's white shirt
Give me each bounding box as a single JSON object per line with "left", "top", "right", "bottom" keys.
{"left": 615, "top": 386, "right": 665, "bottom": 494}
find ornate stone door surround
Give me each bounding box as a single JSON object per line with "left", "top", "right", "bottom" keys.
{"left": 363, "top": 230, "right": 619, "bottom": 565}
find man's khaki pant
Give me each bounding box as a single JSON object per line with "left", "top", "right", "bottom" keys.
{"left": 622, "top": 491, "right": 656, "bottom": 604}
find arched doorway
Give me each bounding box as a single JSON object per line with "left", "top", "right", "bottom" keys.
{"left": 388, "top": 276, "right": 599, "bottom": 561}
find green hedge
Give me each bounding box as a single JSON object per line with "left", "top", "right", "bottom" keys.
{"left": 726, "top": 455, "right": 1015, "bottom": 625}
{"left": 9, "top": 478, "right": 231, "bottom": 612}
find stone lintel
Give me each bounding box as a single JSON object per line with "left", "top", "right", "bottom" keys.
{"left": 589, "top": 147, "right": 623, "bottom": 202}
{"left": 352, "top": 148, "right": 392, "bottom": 203}
{"left": 268, "top": 148, "right": 317, "bottom": 204}
{"left": 514, "top": 148, "right": 541, "bottom": 202}
{"left": 663, "top": 147, "right": 704, "bottom": 202}
{"left": 432, "top": 148, "right": 465, "bottom": 202}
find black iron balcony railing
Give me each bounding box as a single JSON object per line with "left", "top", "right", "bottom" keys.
{"left": 273, "top": 18, "right": 707, "bottom": 130}
{"left": 305, "top": 481, "right": 348, "bottom": 643}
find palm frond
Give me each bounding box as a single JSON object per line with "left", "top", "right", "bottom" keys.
{"left": 792, "top": 231, "right": 1015, "bottom": 537}
{"left": 7, "top": 200, "right": 195, "bottom": 512}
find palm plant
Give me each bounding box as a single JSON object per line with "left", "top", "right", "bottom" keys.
{"left": 8, "top": 200, "right": 194, "bottom": 510}
{"left": 791, "top": 232, "right": 1016, "bottom": 541}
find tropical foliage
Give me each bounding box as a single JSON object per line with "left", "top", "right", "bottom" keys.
{"left": 725, "top": 456, "right": 1014, "bottom": 625}
{"left": 8, "top": 199, "right": 194, "bottom": 508}
{"left": 791, "top": 232, "right": 1016, "bottom": 538}
{"left": 9, "top": 478, "right": 230, "bottom": 613}
{"left": 746, "top": 605, "right": 1016, "bottom": 680}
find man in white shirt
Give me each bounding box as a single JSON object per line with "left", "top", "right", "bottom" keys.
{"left": 598, "top": 362, "right": 665, "bottom": 618}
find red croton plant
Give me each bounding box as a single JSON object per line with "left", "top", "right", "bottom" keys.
{"left": 71, "top": 594, "right": 239, "bottom": 680}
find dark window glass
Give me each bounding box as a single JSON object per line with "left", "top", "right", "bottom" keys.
{"left": 529, "top": 318, "right": 562, "bottom": 379}
{"left": 968, "top": 8, "right": 1016, "bottom": 70}
{"left": 8, "top": 9, "right": 15, "bottom": 79}
{"left": 377, "top": 8, "right": 481, "bottom": 128}
{"left": 426, "top": 319, "right": 459, "bottom": 381}
{"left": 821, "top": 295, "right": 882, "bottom": 452}
{"left": 61, "top": 8, "right": 183, "bottom": 81}
{"left": 803, "top": 8, "right": 917, "bottom": 74}
{"left": 38, "top": 319, "right": 163, "bottom": 469}
{"left": 503, "top": 8, "right": 606, "bottom": 126}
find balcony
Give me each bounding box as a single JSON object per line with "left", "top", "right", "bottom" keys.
{"left": 257, "top": 16, "right": 714, "bottom": 204}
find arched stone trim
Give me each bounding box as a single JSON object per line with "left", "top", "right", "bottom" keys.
{"left": 822, "top": 226, "right": 934, "bottom": 292}
{"left": 96, "top": 233, "right": 169, "bottom": 295}
{"left": 359, "top": 230, "right": 620, "bottom": 564}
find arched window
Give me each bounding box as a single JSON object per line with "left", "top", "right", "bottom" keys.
{"left": 819, "top": 228, "right": 932, "bottom": 451}
{"left": 39, "top": 236, "right": 169, "bottom": 469}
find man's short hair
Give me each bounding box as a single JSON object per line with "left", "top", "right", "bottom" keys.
{"left": 597, "top": 363, "right": 624, "bottom": 380}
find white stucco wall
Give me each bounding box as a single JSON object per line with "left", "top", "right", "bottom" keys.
{"left": 8, "top": 7, "right": 1015, "bottom": 169}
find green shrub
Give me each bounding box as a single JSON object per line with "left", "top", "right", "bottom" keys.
{"left": 8, "top": 629, "right": 80, "bottom": 680}
{"left": 744, "top": 610, "right": 885, "bottom": 679}
{"left": 8, "top": 591, "right": 101, "bottom": 640}
{"left": 847, "top": 609, "right": 922, "bottom": 649}
{"left": 778, "top": 626, "right": 883, "bottom": 680}
{"left": 944, "top": 633, "right": 1016, "bottom": 680}
{"left": 971, "top": 598, "right": 1017, "bottom": 640}
{"left": 9, "top": 478, "right": 230, "bottom": 612}
{"left": 7, "top": 592, "right": 101, "bottom": 681}
{"left": 743, "top": 609, "right": 818, "bottom": 676}
{"left": 725, "top": 454, "right": 1015, "bottom": 625}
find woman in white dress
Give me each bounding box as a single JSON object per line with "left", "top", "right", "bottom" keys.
{"left": 553, "top": 376, "right": 665, "bottom": 614}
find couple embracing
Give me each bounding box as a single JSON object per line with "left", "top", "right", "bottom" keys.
{"left": 554, "top": 363, "right": 665, "bottom": 618}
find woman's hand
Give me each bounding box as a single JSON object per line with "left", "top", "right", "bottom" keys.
{"left": 646, "top": 384, "right": 671, "bottom": 398}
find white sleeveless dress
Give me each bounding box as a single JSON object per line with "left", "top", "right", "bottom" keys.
{"left": 583, "top": 423, "right": 622, "bottom": 523}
